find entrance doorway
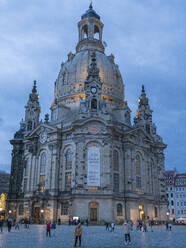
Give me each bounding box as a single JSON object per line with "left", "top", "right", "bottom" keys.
{"left": 89, "top": 202, "right": 99, "bottom": 222}
{"left": 90, "top": 208, "right": 97, "bottom": 221}
{"left": 33, "top": 207, "right": 40, "bottom": 224}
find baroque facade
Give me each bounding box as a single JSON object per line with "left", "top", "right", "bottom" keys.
{"left": 7, "top": 4, "right": 167, "bottom": 224}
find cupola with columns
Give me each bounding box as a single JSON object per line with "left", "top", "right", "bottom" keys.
{"left": 76, "top": 2, "right": 104, "bottom": 52}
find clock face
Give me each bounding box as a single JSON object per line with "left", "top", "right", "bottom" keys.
{"left": 40, "top": 131, "right": 47, "bottom": 144}
{"left": 91, "top": 87, "right": 97, "bottom": 94}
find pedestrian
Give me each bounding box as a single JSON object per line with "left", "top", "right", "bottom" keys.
{"left": 123, "top": 221, "right": 131, "bottom": 245}
{"left": 7, "top": 218, "right": 12, "bottom": 232}
{"left": 51, "top": 221, "right": 56, "bottom": 236}
{"left": 142, "top": 222, "right": 147, "bottom": 232}
{"left": 168, "top": 223, "right": 172, "bottom": 231}
{"left": 105, "top": 222, "right": 109, "bottom": 231}
{"left": 111, "top": 222, "right": 115, "bottom": 232}
{"left": 86, "top": 218, "right": 88, "bottom": 227}
{"left": 0, "top": 219, "right": 3, "bottom": 233}
{"left": 46, "top": 221, "right": 51, "bottom": 237}
{"left": 136, "top": 221, "right": 139, "bottom": 231}
{"left": 74, "top": 223, "right": 82, "bottom": 247}
{"left": 15, "top": 221, "right": 20, "bottom": 230}
{"left": 149, "top": 220, "right": 153, "bottom": 232}
{"left": 166, "top": 222, "right": 169, "bottom": 231}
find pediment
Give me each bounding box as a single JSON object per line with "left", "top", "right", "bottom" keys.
{"left": 125, "top": 127, "right": 154, "bottom": 144}
{"left": 25, "top": 123, "right": 58, "bottom": 138}
{"left": 73, "top": 118, "right": 107, "bottom": 135}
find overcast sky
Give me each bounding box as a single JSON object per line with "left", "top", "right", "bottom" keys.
{"left": 0, "top": 0, "right": 186, "bottom": 173}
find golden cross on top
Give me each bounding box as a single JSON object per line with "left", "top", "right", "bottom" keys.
{"left": 89, "top": 0, "right": 93, "bottom": 8}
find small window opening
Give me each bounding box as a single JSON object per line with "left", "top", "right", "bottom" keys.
{"left": 94, "top": 25, "right": 100, "bottom": 40}
{"left": 91, "top": 99, "right": 97, "bottom": 110}
{"left": 82, "top": 25, "right": 88, "bottom": 39}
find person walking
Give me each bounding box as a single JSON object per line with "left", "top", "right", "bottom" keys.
{"left": 46, "top": 222, "right": 51, "bottom": 237}
{"left": 85, "top": 218, "right": 88, "bottom": 227}
{"left": 15, "top": 221, "right": 20, "bottom": 230}
{"left": 74, "top": 223, "right": 82, "bottom": 247}
{"left": 7, "top": 218, "right": 13, "bottom": 232}
{"left": 0, "top": 219, "right": 3, "bottom": 233}
{"left": 51, "top": 221, "right": 56, "bottom": 236}
{"left": 168, "top": 223, "right": 172, "bottom": 231}
{"left": 123, "top": 221, "right": 131, "bottom": 245}
{"left": 111, "top": 222, "right": 115, "bottom": 232}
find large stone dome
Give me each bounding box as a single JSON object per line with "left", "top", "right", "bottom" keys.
{"left": 52, "top": 5, "right": 125, "bottom": 113}
{"left": 55, "top": 49, "right": 124, "bottom": 102}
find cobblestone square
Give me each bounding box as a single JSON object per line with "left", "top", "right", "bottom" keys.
{"left": 0, "top": 225, "right": 186, "bottom": 248}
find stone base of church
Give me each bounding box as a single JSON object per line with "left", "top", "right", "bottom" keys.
{"left": 7, "top": 196, "right": 167, "bottom": 224}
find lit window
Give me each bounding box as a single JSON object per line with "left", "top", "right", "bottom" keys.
{"left": 65, "top": 172, "right": 72, "bottom": 191}
{"left": 39, "top": 175, "right": 45, "bottom": 192}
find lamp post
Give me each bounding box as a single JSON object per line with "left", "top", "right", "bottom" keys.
{"left": 166, "top": 211, "right": 170, "bottom": 221}
{"left": 40, "top": 209, "right": 44, "bottom": 224}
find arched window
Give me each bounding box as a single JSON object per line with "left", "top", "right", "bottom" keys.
{"left": 117, "top": 203, "right": 123, "bottom": 216}
{"left": 154, "top": 206, "right": 158, "bottom": 218}
{"left": 82, "top": 25, "right": 88, "bottom": 39}
{"left": 94, "top": 25, "right": 100, "bottom": 40}
{"left": 24, "top": 160, "right": 29, "bottom": 176}
{"left": 113, "top": 150, "right": 119, "bottom": 171}
{"left": 19, "top": 204, "right": 24, "bottom": 215}
{"left": 61, "top": 202, "right": 69, "bottom": 215}
{"left": 113, "top": 150, "right": 119, "bottom": 192}
{"left": 64, "top": 148, "right": 72, "bottom": 191}
{"left": 27, "top": 120, "right": 32, "bottom": 131}
{"left": 91, "top": 99, "right": 97, "bottom": 110}
{"left": 39, "top": 153, "right": 46, "bottom": 192}
{"left": 136, "top": 155, "right": 141, "bottom": 189}
{"left": 65, "top": 148, "right": 73, "bottom": 170}
{"left": 40, "top": 153, "right": 46, "bottom": 174}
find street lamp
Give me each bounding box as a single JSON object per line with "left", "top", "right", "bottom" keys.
{"left": 40, "top": 209, "right": 44, "bottom": 213}
{"left": 8, "top": 210, "right": 12, "bottom": 214}
{"left": 166, "top": 211, "right": 170, "bottom": 221}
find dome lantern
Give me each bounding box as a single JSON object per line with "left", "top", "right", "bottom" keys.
{"left": 76, "top": 4, "right": 104, "bottom": 52}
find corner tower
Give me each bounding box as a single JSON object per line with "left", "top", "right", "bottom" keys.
{"left": 25, "top": 81, "right": 40, "bottom": 132}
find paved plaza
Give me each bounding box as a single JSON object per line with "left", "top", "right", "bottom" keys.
{"left": 0, "top": 225, "right": 186, "bottom": 248}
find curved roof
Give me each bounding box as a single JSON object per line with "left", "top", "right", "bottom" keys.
{"left": 81, "top": 5, "right": 100, "bottom": 20}
{"left": 55, "top": 49, "right": 124, "bottom": 103}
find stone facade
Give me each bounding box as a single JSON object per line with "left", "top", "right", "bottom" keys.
{"left": 7, "top": 4, "right": 168, "bottom": 224}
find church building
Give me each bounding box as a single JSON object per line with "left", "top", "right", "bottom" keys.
{"left": 7, "top": 4, "right": 167, "bottom": 224}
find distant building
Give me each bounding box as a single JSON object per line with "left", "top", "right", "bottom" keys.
{"left": 174, "top": 174, "right": 186, "bottom": 221}
{"left": 165, "top": 170, "right": 177, "bottom": 220}
{"left": 165, "top": 170, "right": 186, "bottom": 222}
{"left": 0, "top": 171, "right": 10, "bottom": 218}
{"left": 0, "top": 171, "right": 10, "bottom": 195}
